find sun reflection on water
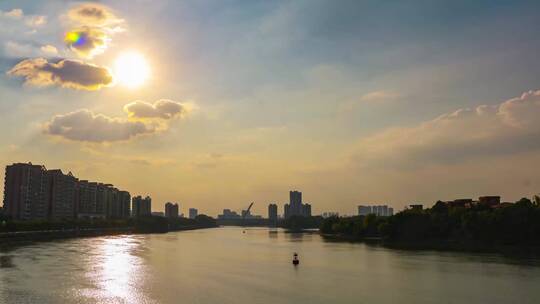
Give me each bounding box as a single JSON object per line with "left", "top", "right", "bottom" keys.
{"left": 80, "top": 236, "right": 154, "bottom": 304}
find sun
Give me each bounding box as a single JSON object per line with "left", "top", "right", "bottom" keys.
{"left": 114, "top": 52, "right": 150, "bottom": 88}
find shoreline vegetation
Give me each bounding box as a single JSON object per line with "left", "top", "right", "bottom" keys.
{"left": 319, "top": 197, "right": 540, "bottom": 255}
{"left": 0, "top": 215, "right": 218, "bottom": 245}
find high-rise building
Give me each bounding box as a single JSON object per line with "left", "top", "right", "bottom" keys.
{"left": 165, "top": 202, "right": 179, "bottom": 218}
{"left": 290, "top": 191, "right": 302, "bottom": 205}
{"left": 358, "top": 205, "right": 372, "bottom": 216}
{"left": 132, "top": 196, "right": 152, "bottom": 217}
{"left": 268, "top": 203, "right": 278, "bottom": 222}
{"left": 358, "top": 204, "right": 393, "bottom": 216}
{"left": 3, "top": 163, "right": 49, "bottom": 220}
{"left": 105, "top": 189, "right": 125, "bottom": 218}
{"left": 302, "top": 203, "right": 311, "bottom": 217}
{"left": 47, "top": 169, "right": 78, "bottom": 220}
{"left": 189, "top": 208, "right": 198, "bottom": 219}
{"left": 283, "top": 190, "right": 312, "bottom": 218}
{"left": 3, "top": 162, "right": 131, "bottom": 220}
{"left": 119, "top": 191, "right": 131, "bottom": 218}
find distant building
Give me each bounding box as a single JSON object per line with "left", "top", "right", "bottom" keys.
{"left": 358, "top": 204, "right": 393, "bottom": 216}
{"left": 165, "top": 202, "right": 179, "bottom": 218}
{"left": 478, "top": 196, "right": 500, "bottom": 206}
{"left": 283, "top": 191, "right": 312, "bottom": 218}
{"left": 409, "top": 204, "right": 423, "bottom": 211}
{"left": 189, "top": 208, "right": 198, "bottom": 219}
{"left": 268, "top": 203, "right": 278, "bottom": 222}
{"left": 218, "top": 209, "right": 241, "bottom": 219}
{"left": 132, "top": 196, "right": 152, "bottom": 217}
{"left": 241, "top": 208, "right": 262, "bottom": 219}
{"left": 358, "top": 205, "right": 372, "bottom": 216}
{"left": 446, "top": 199, "right": 473, "bottom": 208}
{"left": 322, "top": 212, "right": 339, "bottom": 218}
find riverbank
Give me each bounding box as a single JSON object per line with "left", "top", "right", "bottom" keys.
{"left": 320, "top": 233, "right": 540, "bottom": 256}
{"left": 0, "top": 215, "right": 219, "bottom": 247}
{"left": 0, "top": 226, "right": 219, "bottom": 249}
{"left": 0, "top": 224, "right": 218, "bottom": 249}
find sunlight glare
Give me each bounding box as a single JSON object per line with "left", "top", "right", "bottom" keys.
{"left": 114, "top": 52, "right": 150, "bottom": 88}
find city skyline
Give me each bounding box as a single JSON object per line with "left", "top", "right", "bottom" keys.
{"left": 2, "top": 161, "right": 536, "bottom": 218}
{"left": 1, "top": 1, "right": 540, "bottom": 217}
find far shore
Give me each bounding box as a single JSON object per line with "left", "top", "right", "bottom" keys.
{"left": 320, "top": 233, "right": 540, "bottom": 256}
{"left": 0, "top": 225, "right": 217, "bottom": 248}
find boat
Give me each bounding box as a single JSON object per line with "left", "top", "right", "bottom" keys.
{"left": 292, "top": 253, "right": 299, "bottom": 265}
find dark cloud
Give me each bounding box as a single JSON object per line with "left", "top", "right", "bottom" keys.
{"left": 124, "top": 100, "right": 188, "bottom": 119}
{"left": 7, "top": 58, "right": 113, "bottom": 90}
{"left": 65, "top": 27, "right": 109, "bottom": 58}
{"left": 44, "top": 109, "right": 154, "bottom": 143}
{"left": 67, "top": 3, "right": 123, "bottom": 27}
{"left": 64, "top": 3, "right": 124, "bottom": 58}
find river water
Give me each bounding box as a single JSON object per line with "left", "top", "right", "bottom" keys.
{"left": 1, "top": 227, "right": 540, "bottom": 304}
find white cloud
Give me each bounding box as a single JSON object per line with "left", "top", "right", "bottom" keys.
{"left": 360, "top": 90, "right": 400, "bottom": 103}
{"left": 25, "top": 15, "right": 47, "bottom": 27}
{"left": 40, "top": 44, "right": 58, "bottom": 55}
{"left": 44, "top": 109, "right": 155, "bottom": 143}
{"left": 352, "top": 89, "right": 540, "bottom": 169}
{"left": 2, "top": 9, "right": 23, "bottom": 19}
{"left": 4, "top": 41, "right": 58, "bottom": 57}
{"left": 1, "top": 8, "right": 46, "bottom": 27}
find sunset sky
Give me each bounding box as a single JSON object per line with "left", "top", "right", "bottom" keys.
{"left": 1, "top": 0, "right": 540, "bottom": 216}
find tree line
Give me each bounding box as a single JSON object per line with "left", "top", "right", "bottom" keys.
{"left": 320, "top": 198, "right": 540, "bottom": 249}
{"left": 0, "top": 214, "right": 217, "bottom": 234}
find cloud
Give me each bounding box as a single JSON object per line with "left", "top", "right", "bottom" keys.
{"left": 25, "top": 15, "right": 47, "bottom": 27}
{"left": 67, "top": 3, "right": 123, "bottom": 27}
{"left": 44, "top": 109, "right": 154, "bottom": 143}
{"left": 124, "top": 100, "right": 189, "bottom": 119}
{"left": 65, "top": 27, "right": 109, "bottom": 58}
{"left": 63, "top": 4, "right": 124, "bottom": 58}
{"left": 1, "top": 8, "right": 46, "bottom": 27}
{"left": 4, "top": 41, "right": 58, "bottom": 57}
{"left": 7, "top": 58, "right": 113, "bottom": 90}
{"left": 352, "top": 89, "right": 540, "bottom": 169}
{"left": 44, "top": 98, "right": 191, "bottom": 143}
{"left": 360, "top": 90, "right": 400, "bottom": 103}
{"left": 2, "top": 9, "right": 23, "bottom": 19}
{"left": 40, "top": 44, "right": 58, "bottom": 55}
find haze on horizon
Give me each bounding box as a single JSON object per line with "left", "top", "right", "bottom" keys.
{"left": 1, "top": 0, "right": 540, "bottom": 216}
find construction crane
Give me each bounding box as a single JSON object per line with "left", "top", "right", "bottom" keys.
{"left": 241, "top": 202, "right": 254, "bottom": 228}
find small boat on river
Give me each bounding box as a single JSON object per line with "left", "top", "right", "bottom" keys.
{"left": 292, "top": 253, "right": 299, "bottom": 265}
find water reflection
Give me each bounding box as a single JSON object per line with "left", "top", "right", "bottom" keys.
{"left": 80, "top": 236, "right": 153, "bottom": 304}
{"left": 2, "top": 228, "right": 540, "bottom": 304}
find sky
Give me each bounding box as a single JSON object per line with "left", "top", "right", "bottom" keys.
{"left": 1, "top": 0, "right": 540, "bottom": 216}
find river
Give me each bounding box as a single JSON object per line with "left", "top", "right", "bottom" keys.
{"left": 1, "top": 227, "right": 540, "bottom": 304}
